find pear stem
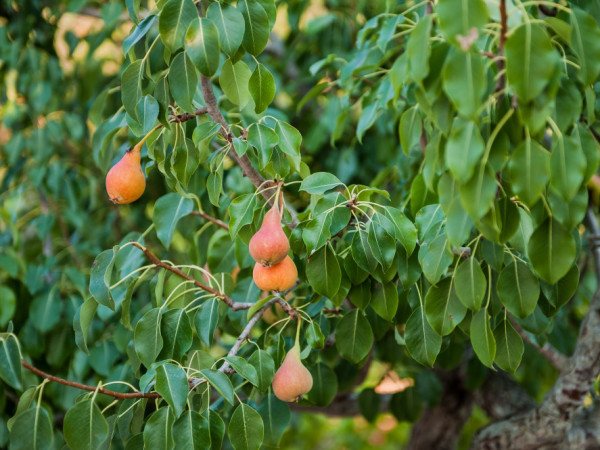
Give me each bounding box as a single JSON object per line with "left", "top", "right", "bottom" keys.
{"left": 295, "top": 315, "right": 302, "bottom": 347}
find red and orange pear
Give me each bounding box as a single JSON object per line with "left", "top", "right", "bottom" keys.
{"left": 253, "top": 256, "right": 297, "bottom": 292}
{"left": 249, "top": 202, "right": 289, "bottom": 267}
{"left": 272, "top": 343, "right": 313, "bottom": 402}
{"left": 105, "top": 144, "right": 145, "bottom": 204}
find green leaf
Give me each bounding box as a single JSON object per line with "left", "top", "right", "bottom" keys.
{"left": 358, "top": 389, "right": 380, "bottom": 423}
{"left": 0, "top": 285, "right": 16, "bottom": 327}
{"left": 219, "top": 59, "right": 252, "bottom": 107}
{"left": 275, "top": 121, "right": 302, "bottom": 172}
{"left": 507, "top": 138, "right": 550, "bottom": 207}
{"left": 159, "top": 0, "right": 197, "bottom": 52}
{"left": 238, "top": 0, "right": 270, "bottom": 56}
{"left": 121, "top": 60, "right": 144, "bottom": 121}
{"left": 349, "top": 281, "right": 371, "bottom": 309}
{"left": 248, "top": 350, "right": 275, "bottom": 392}
{"left": 123, "top": 15, "right": 156, "bottom": 54}
{"left": 371, "top": 282, "right": 399, "bottom": 322}
{"left": 64, "top": 399, "right": 109, "bottom": 450}
{"left": 454, "top": 258, "right": 487, "bottom": 311}
{"left": 574, "top": 124, "right": 600, "bottom": 183}
{"left": 169, "top": 52, "right": 198, "bottom": 113}
{"left": 307, "top": 363, "right": 338, "bottom": 406}
{"left": 306, "top": 321, "right": 325, "bottom": 348}
{"left": 30, "top": 289, "right": 62, "bottom": 333}
{"left": 173, "top": 411, "right": 210, "bottom": 450}
{"left": 570, "top": 7, "right": 600, "bottom": 85}
{"left": 134, "top": 308, "right": 163, "bottom": 368}
{"left": 9, "top": 406, "right": 53, "bottom": 450}
{"left": 299, "top": 172, "right": 343, "bottom": 194}
{"left": 206, "top": 410, "right": 225, "bottom": 450}
{"left": 134, "top": 95, "right": 159, "bottom": 135}
{"left": 399, "top": 105, "right": 422, "bottom": 154}
{"left": 185, "top": 18, "right": 221, "bottom": 77}
{"left": 383, "top": 207, "right": 417, "bottom": 255}
{"left": 405, "top": 306, "right": 442, "bottom": 367}
{"left": 247, "top": 123, "right": 278, "bottom": 168}
{"left": 306, "top": 245, "right": 341, "bottom": 299}
{"left": 528, "top": 218, "right": 576, "bottom": 285}
{"left": 0, "top": 334, "right": 22, "bottom": 390}
{"left": 442, "top": 48, "right": 487, "bottom": 119}
{"left": 390, "top": 387, "right": 423, "bottom": 423}
{"left": 470, "top": 308, "right": 496, "bottom": 368}
{"left": 418, "top": 234, "right": 453, "bottom": 285}
{"left": 206, "top": 2, "right": 245, "bottom": 56}
{"left": 505, "top": 23, "right": 559, "bottom": 102}
{"left": 74, "top": 297, "right": 98, "bottom": 354}
{"left": 257, "top": 395, "right": 290, "bottom": 447}
{"left": 153, "top": 193, "right": 194, "bottom": 249}
{"left": 155, "top": 364, "right": 189, "bottom": 418}
{"left": 90, "top": 248, "right": 117, "bottom": 310}
{"left": 437, "top": 0, "right": 488, "bottom": 45}
{"left": 407, "top": 16, "right": 432, "bottom": 83}
{"left": 424, "top": 278, "right": 467, "bottom": 335}
{"left": 352, "top": 228, "right": 377, "bottom": 273}
{"left": 445, "top": 117, "right": 485, "bottom": 181}
{"left": 228, "top": 403, "right": 264, "bottom": 450}
{"left": 143, "top": 408, "right": 174, "bottom": 449}
{"left": 549, "top": 133, "right": 586, "bottom": 202}
{"left": 200, "top": 369, "right": 234, "bottom": 405}
{"left": 195, "top": 298, "right": 222, "bottom": 347}
{"left": 158, "top": 309, "right": 193, "bottom": 361}
{"left": 459, "top": 164, "right": 497, "bottom": 220}
{"left": 302, "top": 214, "right": 332, "bottom": 254}
{"left": 335, "top": 309, "right": 374, "bottom": 363}
{"left": 249, "top": 63, "right": 275, "bottom": 114}
{"left": 224, "top": 356, "right": 259, "bottom": 386}
{"left": 208, "top": 171, "right": 223, "bottom": 206}
{"left": 493, "top": 318, "right": 524, "bottom": 373}
{"left": 497, "top": 260, "right": 540, "bottom": 319}
{"left": 367, "top": 220, "right": 396, "bottom": 270}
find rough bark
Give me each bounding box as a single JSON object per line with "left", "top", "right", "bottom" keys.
{"left": 407, "top": 369, "right": 475, "bottom": 450}
{"left": 471, "top": 289, "right": 600, "bottom": 449}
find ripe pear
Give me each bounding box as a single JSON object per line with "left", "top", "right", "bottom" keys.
{"left": 105, "top": 145, "right": 145, "bottom": 204}
{"left": 253, "top": 256, "right": 297, "bottom": 292}
{"left": 249, "top": 202, "right": 289, "bottom": 267}
{"left": 272, "top": 343, "right": 313, "bottom": 402}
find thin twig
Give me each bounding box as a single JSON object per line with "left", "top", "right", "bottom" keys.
{"left": 509, "top": 315, "right": 567, "bottom": 372}
{"left": 190, "top": 298, "right": 278, "bottom": 389}
{"left": 130, "top": 241, "right": 253, "bottom": 311}
{"left": 190, "top": 211, "right": 229, "bottom": 230}
{"left": 495, "top": 0, "right": 508, "bottom": 93}
{"left": 22, "top": 360, "right": 161, "bottom": 399}
{"left": 584, "top": 207, "right": 600, "bottom": 282}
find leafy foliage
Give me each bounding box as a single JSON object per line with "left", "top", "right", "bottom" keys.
{"left": 1, "top": 0, "right": 600, "bottom": 448}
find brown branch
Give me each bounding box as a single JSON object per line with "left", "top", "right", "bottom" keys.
{"left": 198, "top": 74, "right": 299, "bottom": 228}
{"left": 510, "top": 315, "right": 567, "bottom": 372}
{"left": 190, "top": 210, "right": 229, "bottom": 230}
{"left": 585, "top": 207, "right": 600, "bottom": 282}
{"left": 494, "top": 0, "right": 508, "bottom": 94}
{"left": 22, "top": 360, "right": 161, "bottom": 399}
{"left": 130, "top": 241, "right": 253, "bottom": 311}
{"left": 190, "top": 298, "right": 278, "bottom": 390}
{"left": 274, "top": 294, "right": 299, "bottom": 320}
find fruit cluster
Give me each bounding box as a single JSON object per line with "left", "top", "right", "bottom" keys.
{"left": 250, "top": 202, "right": 297, "bottom": 292}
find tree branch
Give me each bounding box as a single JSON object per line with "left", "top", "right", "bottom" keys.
{"left": 510, "top": 315, "right": 567, "bottom": 372}
{"left": 190, "top": 298, "right": 278, "bottom": 389}
{"left": 130, "top": 241, "right": 253, "bottom": 311}
{"left": 21, "top": 360, "right": 161, "bottom": 399}
{"left": 494, "top": 0, "right": 508, "bottom": 93}
{"left": 190, "top": 210, "right": 229, "bottom": 230}
{"left": 198, "top": 74, "right": 299, "bottom": 228}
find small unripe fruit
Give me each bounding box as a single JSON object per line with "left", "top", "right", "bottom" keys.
{"left": 249, "top": 202, "right": 289, "bottom": 267}
{"left": 253, "top": 256, "right": 297, "bottom": 292}
{"left": 105, "top": 145, "right": 145, "bottom": 204}
{"left": 272, "top": 344, "right": 313, "bottom": 402}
